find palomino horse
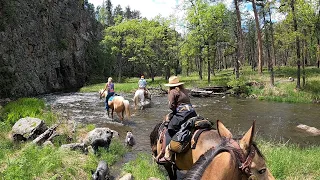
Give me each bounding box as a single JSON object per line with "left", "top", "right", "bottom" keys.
{"left": 99, "top": 90, "right": 130, "bottom": 121}
{"left": 184, "top": 120, "right": 275, "bottom": 180}
{"left": 133, "top": 89, "right": 151, "bottom": 110}
{"left": 150, "top": 118, "right": 274, "bottom": 180}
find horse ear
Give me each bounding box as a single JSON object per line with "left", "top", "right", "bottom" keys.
{"left": 239, "top": 120, "right": 256, "bottom": 154}
{"left": 217, "top": 120, "right": 233, "bottom": 139}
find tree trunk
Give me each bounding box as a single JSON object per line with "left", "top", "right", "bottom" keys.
{"left": 199, "top": 46, "right": 203, "bottom": 80}
{"left": 252, "top": 0, "right": 263, "bottom": 74}
{"left": 263, "top": 8, "right": 274, "bottom": 86}
{"left": 302, "top": 29, "right": 307, "bottom": 87}
{"left": 291, "top": 0, "right": 301, "bottom": 89}
{"left": 234, "top": 0, "right": 243, "bottom": 79}
{"left": 269, "top": 10, "right": 276, "bottom": 67}
{"left": 149, "top": 64, "right": 154, "bottom": 82}
{"left": 207, "top": 43, "right": 211, "bottom": 83}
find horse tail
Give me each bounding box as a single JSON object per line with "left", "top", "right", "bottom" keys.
{"left": 123, "top": 100, "right": 130, "bottom": 119}
{"left": 133, "top": 93, "right": 138, "bottom": 107}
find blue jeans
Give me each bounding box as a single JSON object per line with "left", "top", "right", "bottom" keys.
{"left": 105, "top": 92, "right": 115, "bottom": 110}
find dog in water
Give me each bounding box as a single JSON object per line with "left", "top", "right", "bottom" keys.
{"left": 91, "top": 160, "right": 110, "bottom": 180}
{"left": 125, "top": 131, "right": 135, "bottom": 147}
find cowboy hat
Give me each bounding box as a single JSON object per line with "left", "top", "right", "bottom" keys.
{"left": 164, "top": 76, "right": 184, "bottom": 87}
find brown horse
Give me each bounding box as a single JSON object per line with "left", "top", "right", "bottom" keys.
{"left": 99, "top": 90, "right": 130, "bottom": 121}
{"left": 150, "top": 115, "right": 222, "bottom": 180}
{"left": 150, "top": 118, "right": 274, "bottom": 180}
{"left": 184, "top": 120, "right": 275, "bottom": 180}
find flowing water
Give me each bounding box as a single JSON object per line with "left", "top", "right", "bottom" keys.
{"left": 42, "top": 92, "right": 320, "bottom": 177}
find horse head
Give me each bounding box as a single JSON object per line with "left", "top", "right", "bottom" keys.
{"left": 216, "top": 120, "right": 275, "bottom": 180}
{"left": 184, "top": 120, "right": 275, "bottom": 180}
{"left": 98, "top": 89, "right": 106, "bottom": 99}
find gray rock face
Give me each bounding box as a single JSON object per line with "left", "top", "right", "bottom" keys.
{"left": 83, "top": 128, "right": 114, "bottom": 153}
{"left": 12, "top": 117, "right": 48, "bottom": 141}
{"left": 60, "top": 143, "right": 88, "bottom": 154}
{"left": 0, "top": 0, "right": 102, "bottom": 98}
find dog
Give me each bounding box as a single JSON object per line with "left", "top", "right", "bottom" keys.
{"left": 91, "top": 160, "right": 110, "bottom": 180}
{"left": 125, "top": 131, "right": 135, "bottom": 147}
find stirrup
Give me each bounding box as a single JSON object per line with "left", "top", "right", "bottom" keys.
{"left": 155, "top": 156, "right": 174, "bottom": 165}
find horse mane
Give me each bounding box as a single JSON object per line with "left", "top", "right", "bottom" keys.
{"left": 184, "top": 138, "right": 264, "bottom": 180}
{"left": 150, "top": 122, "right": 162, "bottom": 147}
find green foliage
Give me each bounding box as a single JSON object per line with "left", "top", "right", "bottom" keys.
{"left": 227, "top": 77, "right": 250, "bottom": 95}
{"left": 0, "top": 98, "right": 57, "bottom": 126}
{"left": 1, "top": 145, "right": 63, "bottom": 180}
{"left": 259, "top": 140, "right": 320, "bottom": 180}
{"left": 122, "top": 153, "right": 166, "bottom": 180}
{"left": 86, "top": 124, "right": 96, "bottom": 131}
{"left": 84, "top": 139, "right": 127, "bottom": 178}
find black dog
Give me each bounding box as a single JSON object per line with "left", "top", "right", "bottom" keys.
{"left": 91, "top": 160, "right": 110, "bottom": 180}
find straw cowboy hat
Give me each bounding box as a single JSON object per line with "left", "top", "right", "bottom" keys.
{"left": 164, "top": 76, "right": 184, "bottom": 87}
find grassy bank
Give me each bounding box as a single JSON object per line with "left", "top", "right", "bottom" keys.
{"left": 81, "top": 66, "right": 320, "bottom": 103}
{"left": 260, "top": 140, "right": 320, "bottom": 180}
{"left": 0, "top": 98, "right": 127, "bottom": 180}
{"left": 121, "top": 141, "right": 320, "bottom": 180}
{"left": 122, "top": 153, "right": 167, "bottom": 180}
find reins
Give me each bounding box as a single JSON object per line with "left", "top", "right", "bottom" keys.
{"left": 217, "top": 138, "right": 257, "bottom": 178}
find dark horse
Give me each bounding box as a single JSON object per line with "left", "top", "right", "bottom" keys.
{"left": 183, "top": 120, "right": 275, "bottom": 180}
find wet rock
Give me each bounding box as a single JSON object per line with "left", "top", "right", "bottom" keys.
{"left": 118, "top": 173, "right": 133, "bottom": 180}
{"left": 148, "top": 178, "right": 161, "bottom": 180}
{"left": 43, "top": 141, "right": 54, "bottom": 147}
{"left": 83, "top": 128, "right": 114, "bottom": 154}
{"left": 60, "top": 143, "right": 88, "bottom": 153}
{"left": 296, "top": 124, "right": 320, "bottom": 136}
{"left": 12, "top": 117, "right": 48, "bottom": 141}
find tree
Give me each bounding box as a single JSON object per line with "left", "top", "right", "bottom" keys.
{"left": 252, "top": 0, "right": 264, "bottom": 74}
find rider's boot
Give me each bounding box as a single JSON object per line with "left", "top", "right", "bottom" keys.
{"left": 157, "top": 144, "right": 174, "bottom": 164}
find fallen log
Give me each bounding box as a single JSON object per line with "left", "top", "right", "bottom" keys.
{"left": 32, "top": 124, "right": 58, "bottom": 145}
{"left": 191, "top": 90, "right": 213, "bottom": 97}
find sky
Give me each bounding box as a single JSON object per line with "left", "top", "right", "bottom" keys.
{"left": 88, "top": 0, "right": 183, "bottom": 19}
{"left": 87, "top": 0, "right": 285, "bottom": 31}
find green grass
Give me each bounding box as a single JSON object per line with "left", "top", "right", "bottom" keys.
{"left": 0, "top": 138, "right": 127, "bottom": 180}
{"left": 0, "top": 98, "right": 57, "bottom": 126}
{"left": 0, "top": 98, "right": 128, "bottom": 180}
{"left": 259, "top": 140, "right": 320, "bottom": 180}
{"left": 122, "top": 153, "right": 167, "bottom": 180}
{"left": 81, "top": 66, "right": 320, "bottom": 103}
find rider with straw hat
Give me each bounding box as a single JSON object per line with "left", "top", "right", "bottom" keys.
{"left": 157, "top": 76, "right": 197, "bottom": 164}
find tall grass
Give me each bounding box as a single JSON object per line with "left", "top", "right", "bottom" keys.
{"left": 259, "top": 140, "right": 320, "bottom": 180}
{"left": 0, "top": 98, "right": 57, "bottom": 126}
{"left": 122, "top": 153, "right": 167, "bottom": 180}
{"left": 0, "top": 139, "right": 127, "bottom": 180}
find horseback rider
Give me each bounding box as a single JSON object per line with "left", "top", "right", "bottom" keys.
{"left": 158, "top": 76, "right": 197, "bottom": 163}
{"left": 102, "top": 77, "right": 115, "bottom": 116}
{"left": 138, "top": 75, "right": 148, "bottom": 97}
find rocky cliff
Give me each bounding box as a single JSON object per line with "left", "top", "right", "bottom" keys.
{"left": 0, "top": 0, "right": 101, "bottom": 98}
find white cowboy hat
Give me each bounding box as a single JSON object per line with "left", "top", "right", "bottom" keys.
{"left": 164, "top": 76, "right": 184, "bottom": 87}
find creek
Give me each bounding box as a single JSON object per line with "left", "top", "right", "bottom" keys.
{"left": 42, "top": 92, "right": 320, "bottom": 177}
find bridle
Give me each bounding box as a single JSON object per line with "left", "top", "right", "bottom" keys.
{"left": 221, "top": 138, "right": 257, "bottom": 178}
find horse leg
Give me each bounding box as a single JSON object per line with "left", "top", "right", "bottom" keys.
{"left": 164, "top": 164, "right": 177, "bottom": 180}
{"left": 111, "top": 109, "right": 114, "bottom": 119}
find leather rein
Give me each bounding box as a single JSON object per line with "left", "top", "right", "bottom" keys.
{"left": 222, "top": 138, "right": 256, "bottom": 178}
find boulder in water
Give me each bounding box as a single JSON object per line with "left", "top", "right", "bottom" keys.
{"left": 296, "top": 124, "right": 320, "bottom": 136}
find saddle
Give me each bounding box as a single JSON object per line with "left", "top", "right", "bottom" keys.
{"left": 156, "top": 116, "right": 212, "bottom": 165}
